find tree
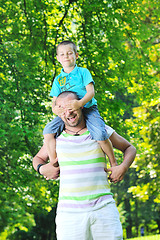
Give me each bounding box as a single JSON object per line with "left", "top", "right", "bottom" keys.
{"left": 0, "top": 0, "right": 159, "bottom": 238}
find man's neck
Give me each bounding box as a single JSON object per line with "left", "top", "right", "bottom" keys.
{"left": 64, "top": 122, "right": 87, "bottom": 135}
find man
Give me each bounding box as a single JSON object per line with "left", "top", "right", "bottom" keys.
{"left": 33, "top": 91, "right": 136, "bottom": 240}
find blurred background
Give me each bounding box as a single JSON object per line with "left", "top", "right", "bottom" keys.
{"left": 0, "top": 0, "right": 159, "bottom": 239}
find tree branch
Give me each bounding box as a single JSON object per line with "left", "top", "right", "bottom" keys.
{"left": 51, "top": 0, "right": 76, "bottom": 82}
{"left": 23, "top": 0, "right": 33, "bottom": 37}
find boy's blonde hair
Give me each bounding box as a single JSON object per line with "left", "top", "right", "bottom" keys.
{"left": 56, "top": 41, "right": 77, "bottom": 54}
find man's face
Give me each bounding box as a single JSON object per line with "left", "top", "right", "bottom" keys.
{"left": 56, "top": 94, "right": 83, "bottom": 127}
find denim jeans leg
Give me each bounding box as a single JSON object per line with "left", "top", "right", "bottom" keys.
{"left": 83, "top": 106, "right": 109, "bottom": 141}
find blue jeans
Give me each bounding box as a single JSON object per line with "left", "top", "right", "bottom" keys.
{"left": 43, "top": 105, "right": 108, "bottom": 140}
{"left": 43, "top": 116, "right": 64, "bottom": 138}
{"left": 83, "top": 105, "right": 109, "bottom": 140}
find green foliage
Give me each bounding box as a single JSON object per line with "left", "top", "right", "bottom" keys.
{"left": 130, "top": 235, "right": 160, "bottom": 240}
{"left": 0, "top": 0, "right": 159, "bottom": 239}
{"left": 7, "top": 207, "right": 57, "bottom": 240}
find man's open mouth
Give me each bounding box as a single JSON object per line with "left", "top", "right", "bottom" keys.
{"left": 67, "top": 115, "right": 76, "bottom": 123}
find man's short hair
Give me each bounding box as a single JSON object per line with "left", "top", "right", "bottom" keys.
{"left": 56, "top": 91, "right": 79, "bottom": 103}
{"left": 56, "top": 41, "right": 77, "bottom": 54}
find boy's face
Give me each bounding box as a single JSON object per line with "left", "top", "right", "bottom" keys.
{"left": 56, "top": 44, "right": 78, "bottom": 70}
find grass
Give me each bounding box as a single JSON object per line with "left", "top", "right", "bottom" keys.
{"left": 129, "top": 235, "right": 160, "bottom": 240}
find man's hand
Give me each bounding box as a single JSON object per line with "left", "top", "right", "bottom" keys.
{"left": 104, "top": 164, "right": 128, "bottom": 183}
{"left": 65, "top": 99, "right": 82, "bottom": 111}
{"left": 39, "top": 158, "right": 60, "bottom": 180}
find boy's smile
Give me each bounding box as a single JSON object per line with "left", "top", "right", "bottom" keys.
{"left": 56, "top": 44, "right": 78, "bottom": 73}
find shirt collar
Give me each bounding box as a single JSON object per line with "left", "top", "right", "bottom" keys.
{"left": 61, "top": 65, "right": 78, "bottom": 77}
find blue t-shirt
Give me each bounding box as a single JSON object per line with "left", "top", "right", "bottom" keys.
{"left": 50, "top": 65, "right": 97, "bottom": 108}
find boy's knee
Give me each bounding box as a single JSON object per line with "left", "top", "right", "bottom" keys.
{"left": 90, "top": 129, "right": 108, "bottom": 141}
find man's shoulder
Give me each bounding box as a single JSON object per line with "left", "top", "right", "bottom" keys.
{"left": 105, "top": 125, "right": 115, "bottom": 138}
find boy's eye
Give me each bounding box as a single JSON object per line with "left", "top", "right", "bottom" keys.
{"left": 68, "top": 52, "right": 73, "bottom": 55}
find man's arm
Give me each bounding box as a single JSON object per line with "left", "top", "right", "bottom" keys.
{"left": 33, "top": 144, "right": 60, "bottom": 180}
{"left": 105, "top": 131, "right": 136, "bottom": 183}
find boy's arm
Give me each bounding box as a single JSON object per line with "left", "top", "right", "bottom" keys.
{"left": 52, "top": 96, "right": 65, "bottom": 116}
{"left": 79, "top": 82, "right": 95, "bottom": 107}
{"left": 66, "top": 82, "right": 95, "bottom": 111}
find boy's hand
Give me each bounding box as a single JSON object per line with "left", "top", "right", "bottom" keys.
{"left": 49, "top": 157, "right": 59, "bottom": 167}
{"left": 39, "top": 161, "right": 60, "bottom": 180}
{"left": 66, "top": 99, "right": 82, "bottom": 111}
{"left": 104, "top": 164, "right": 128, "bottom": 183}
{"left": 53, "top": 105, "right": 65, "bottom": 117}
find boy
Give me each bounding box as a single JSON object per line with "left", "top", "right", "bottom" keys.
{"left": 43, "top": 40, "right": 117, "bottom": 167}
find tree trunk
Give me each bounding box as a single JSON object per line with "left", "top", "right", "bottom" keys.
{"left": 124, "top": 197, "right": 132, "bottom": 238}
{"left": 124, "top": 173, "right": 132, "bottom": 238}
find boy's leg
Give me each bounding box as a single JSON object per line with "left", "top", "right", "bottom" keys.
{"left": 98, "top": 139, "right": 117, "bottom": 167}
{"left": 43, "top": 116, "right": 64, "bottom": 164}
{"left": 83, "top": 106, "right": 117, "bottom": 167}
{"left": 44, "top": 133, "right": 57, "bottom": 164}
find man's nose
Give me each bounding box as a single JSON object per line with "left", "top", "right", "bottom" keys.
{"left": 65, "top": 108, "right": 73, "bottom": 116}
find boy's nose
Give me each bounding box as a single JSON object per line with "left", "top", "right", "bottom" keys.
{"left": 64, "top": 53, "right": 69, "bottom": 58}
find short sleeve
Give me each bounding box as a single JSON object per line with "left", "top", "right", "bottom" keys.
{"left": 81, "top": 68, "right": 95, "bottom": 87}
{"left": 105, "top": 125, "right": 115, "bottom": 138}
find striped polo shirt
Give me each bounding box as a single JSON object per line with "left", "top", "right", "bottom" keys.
{"left": 56, "top": 130, "right": 114, "bottom": 213}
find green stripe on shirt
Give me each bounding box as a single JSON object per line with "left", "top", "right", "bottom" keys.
{"left": 59, "top": 193, "right": 113, "bottom": 201}
{"left": 60, "top": 157, "right": 105, "bottom": 166}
